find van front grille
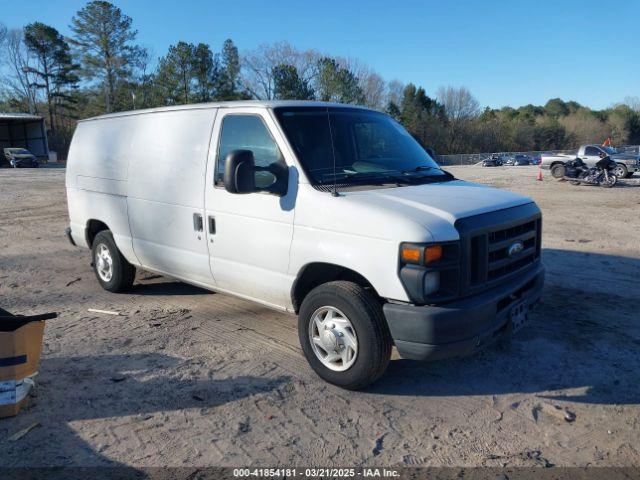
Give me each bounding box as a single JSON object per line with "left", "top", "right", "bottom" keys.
{"left": 470, "top": 218, "right": 540, "bottom": 286}
{"left": 455, "top": 204, "right": 542, "bottom": 297}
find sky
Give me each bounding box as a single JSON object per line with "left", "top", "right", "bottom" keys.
{"left": 2, "top": 0, "right": 638, "bottom": 110}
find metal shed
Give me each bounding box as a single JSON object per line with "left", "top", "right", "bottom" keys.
{"left": 0, "top": 113, "right": 49, "bottom": 161}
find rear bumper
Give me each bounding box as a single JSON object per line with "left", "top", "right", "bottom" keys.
{"left": 383, "top": 264, "right": 544, "bottom": 361}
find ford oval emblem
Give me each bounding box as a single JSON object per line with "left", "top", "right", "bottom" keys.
{"left": 507, "top": 241, "right": 524, "bottom": 257}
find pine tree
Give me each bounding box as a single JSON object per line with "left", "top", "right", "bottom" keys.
{"left": 272, "top": 64, "right": 314, "bottom": 100}
{"left": 23, "top": 22, "right": 78, "bottom": 132}
{"left": 315, "top": 57, "right": 364, "bottom": 104}
{"left": 193, "top": 43, "right": 216, "bottom": 102}
{"left": 70, "top": 1, "right": 139, "bottom": 113}
{"left": 217, "top": 39, "right": 241, "bottom": 100}
{"left": 156, "top": 41, "right": 196, "bottom": 104}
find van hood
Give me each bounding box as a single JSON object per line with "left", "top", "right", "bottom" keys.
{"left": 336, "top": 180, "right": 534, "bottom": 241}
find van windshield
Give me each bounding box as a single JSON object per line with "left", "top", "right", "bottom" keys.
{"left": 273, "top": 107, "right": 452, "bottom": 187}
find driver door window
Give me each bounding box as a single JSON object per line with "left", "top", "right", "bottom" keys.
{"left": 584, "top": 146, "right": 600, "bottom": 157}
{"left": 215, "top": 115, "right": 284, "bottom": 188}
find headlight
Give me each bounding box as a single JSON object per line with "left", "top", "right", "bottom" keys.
{"left": 400, "top": 244, "right": 443, "bottom": 265}
{"left": 423, "top": 271, "right": 440, "bottom": 295}
{"left": 399, "top": 242, "right": 460, "bottom": 303}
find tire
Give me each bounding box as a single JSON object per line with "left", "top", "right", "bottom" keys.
{"left": 551, "top": 164, "right": 565, "bottom": 179}
{"left": 91, "top": 230, "right": 135, "bottom": 292}
{"left": 599, "top": 174, "right": 617, "bottom": 188}
{"left": 298, "top": 281, "right": 392, "bottom": 390}
{"left": 613, "top": 164, "right": 628, "bottom": 178}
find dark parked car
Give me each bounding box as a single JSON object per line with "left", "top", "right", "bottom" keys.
{"left": 481, "top": 154, "right": 503, "bottom": 167}
{"left": 3, "top": 148, "right": 39, "bottom": 168}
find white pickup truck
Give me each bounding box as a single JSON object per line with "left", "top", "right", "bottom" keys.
{"left": 541, "top": 144, "right": 640, "bottom": 179}
{"left": 65, "top": 101, "right": 544, "bottom": 389}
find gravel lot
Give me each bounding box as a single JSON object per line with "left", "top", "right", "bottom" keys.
{"left": 0, "top": 165, "right": 639, "bottom": 468}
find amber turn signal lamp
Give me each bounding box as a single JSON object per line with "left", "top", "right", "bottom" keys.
{"left": 400, "top": 246, "right": 422, "bottom": 263}
{"left": 424, "top": 245, "right": 443, "bottom": 264}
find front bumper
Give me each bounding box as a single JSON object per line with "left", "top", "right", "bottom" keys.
{"left": 65, "top": 227, "right": 77, "bottom": 246}
{"left": 383, "top": 264, "right": 544, "bottom": 361}
{"left": 10, "top": 159, "right": 38, "bottom": 167}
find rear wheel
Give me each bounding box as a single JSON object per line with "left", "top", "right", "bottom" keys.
{"left": 298, "top": 281, "right": 392, "bottom": 390}
{"left": 91, "top": 230, "right": 135, "bottom": 292}
{"left": 551, "top": 164, "right": 566, "bottom": 179}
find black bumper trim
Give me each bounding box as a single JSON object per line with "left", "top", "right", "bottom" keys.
{"left": 383, "top": 264, "right": 544, "bottom": 361}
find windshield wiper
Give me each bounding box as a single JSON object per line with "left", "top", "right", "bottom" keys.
{"left": 401, "top": 165, "right": 440, "bottom": 174}
{"left": 317, "top": 166, "right": 455, "bottom": 187}
{"left": 400, "top": 165, "right": 455, "bottom": 181}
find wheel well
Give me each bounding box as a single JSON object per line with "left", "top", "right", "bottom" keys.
{"left": 550, "top": 161, "right": 565, "bottom": 167}
{"left": 85, "top": 219, "right": 109, "bottom": 247}
{"left": 291, "top": 263, "right": 378, "bottom": 313}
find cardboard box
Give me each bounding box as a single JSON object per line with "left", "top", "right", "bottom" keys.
{"left": 0, "top": 320, "right": 45, "bottom": 382}
{"left": 0, "top": 378, "right": 34, "bottom": 418}
{"left": 0, "top": 317, "right": 46, "bottom": 418}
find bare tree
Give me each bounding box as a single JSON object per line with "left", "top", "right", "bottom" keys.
{"left": 358, "top": 68, "right": 386, "bottom": 109}
{"left": 241, "top": 41, "right": 320, "bottom": 99}
{"left": 437, "top": 86, "right": 481, "bottom": 153}
{"left": 337, "top": 59, "right": 383, "bottom": 108}
{"left": 620, "top": 96, "right": 640, "bottom": 112}
{"left": 559, "top": 110, "right": 609, "bottom": 145}
{"left": 437, "top": 86, "right": 480, "bottom": 121}
{"left": 1, "top": 28, "right": 39, "bottom": 113}
{"left": 386, "top": 79, "right": 404, "bottom": 107}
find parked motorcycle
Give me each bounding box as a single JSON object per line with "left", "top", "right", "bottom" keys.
{"left": 563, "top": 157, "right": 618, "bottom": 188}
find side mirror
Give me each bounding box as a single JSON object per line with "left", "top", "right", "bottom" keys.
{"left": 425, "top": 146, "right": 436, "bottom": 158}
{"left": 224, "top": 150, "right": 257, "bottom": 194}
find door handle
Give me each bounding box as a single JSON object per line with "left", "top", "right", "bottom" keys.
{"left": 208, "top": 215, "right": 216, "bottom": 234}
{"left": 193, "top": 213, "right": 203, "bottom": 232}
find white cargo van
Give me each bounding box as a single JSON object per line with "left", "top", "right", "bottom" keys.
{"left": 65, "top": 101, "right": 544, "bottom": 389}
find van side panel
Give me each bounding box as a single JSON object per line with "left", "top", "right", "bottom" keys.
{"left": 126, "top": 108, "right": 216, "bottom": 285}
{"left": 65, "top": 119, "right": 138, "bottom": 263}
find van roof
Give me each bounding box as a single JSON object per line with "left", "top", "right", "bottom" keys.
{"left": 79, "top": 100, "right": 374, "bottom": 123}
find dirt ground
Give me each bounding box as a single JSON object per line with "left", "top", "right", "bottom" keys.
{"left": 0, "top": 165, "right": 639, "bottom": 468}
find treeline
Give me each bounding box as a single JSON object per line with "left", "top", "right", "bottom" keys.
{"left": 1, "top": 1, "right": 639, "bottom": 158}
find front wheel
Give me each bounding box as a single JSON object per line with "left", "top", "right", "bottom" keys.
{"left": 613, "top": 164, "right": 628, "bottom": 178}
{"left": 91, "top": 230, "right": 136, "bottom": 292}
{"left": 298, "top": 281, "right": 392, "bottom": 390}
{"left": 599, "top": 173, "right": 617, "bottom": 188}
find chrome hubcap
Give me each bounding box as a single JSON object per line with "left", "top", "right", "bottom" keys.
{"left": 309, "top": 306, "right": 358, "bottom": 372}
{"left": 95, "top": 244, "right": 113, "bottom": 282}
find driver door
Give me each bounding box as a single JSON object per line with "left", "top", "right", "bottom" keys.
{"left": 204, "top": 108, "right": 296, "bottom": 309}
{"left": 581, "top": 146, "right": 602, "bottom": 167}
